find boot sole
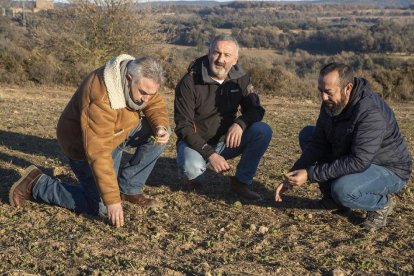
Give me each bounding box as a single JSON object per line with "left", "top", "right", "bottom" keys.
{"left": 8, "top": 165, "right": 39, "bottom": 207}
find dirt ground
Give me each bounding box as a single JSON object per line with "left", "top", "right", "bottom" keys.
{"left": 0, "top": 86, "right": 413, "bottom": 275}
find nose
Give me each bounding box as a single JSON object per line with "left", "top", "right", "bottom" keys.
{"left": 321, "top": 92, "right": 329, "bottom": 101}
{"left": 217, "top": 54, "right": 225, "bottom": 63}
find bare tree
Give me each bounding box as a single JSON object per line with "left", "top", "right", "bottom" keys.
{"left": 64, "top": 0, "right": 165, "bottom": 67}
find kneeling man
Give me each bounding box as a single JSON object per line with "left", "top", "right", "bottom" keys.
{"left": 10, "top": 55, "right": 170, "bottom": 228}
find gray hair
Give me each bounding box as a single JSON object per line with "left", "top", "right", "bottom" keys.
{"left": 209, "top": 34, "right": 239, "bottom": 55}
{"left": 127, "top": 56, "right": 164, "bottom": 85}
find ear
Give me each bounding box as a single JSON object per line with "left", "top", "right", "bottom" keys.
{"left": 126, "top": 73, "right": 132, "bottom": 82}
{"left": 345, "top": 82, "right": 353, "bottom": 97}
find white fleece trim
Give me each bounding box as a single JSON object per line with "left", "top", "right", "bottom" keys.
{"left": 103, "top": 54, "right": 135, "bottom": 109}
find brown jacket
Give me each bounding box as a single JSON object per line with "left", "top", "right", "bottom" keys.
{"left": 56, "top": 67, "right": 169, "bottom": 205}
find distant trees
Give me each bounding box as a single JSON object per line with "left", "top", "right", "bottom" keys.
{"left": 163, "top": 2, "right": 414, "bottom": 54}
{"left": 1, "top": 1, "right": 414, "bottom": 100}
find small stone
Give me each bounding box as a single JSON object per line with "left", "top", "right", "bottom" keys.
{"left": 258, "top": 226, "right": 269, "bottom": 234}
{"left": 249, "top": 224, "right": 257, "bottom": 231}
{"left": 330, "top": 268, "right": 346, "bottom": 276}
{"left": 307, "top": 213, "right": 313, "bottom": 219}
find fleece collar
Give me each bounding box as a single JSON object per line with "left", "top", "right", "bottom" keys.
{"left": 103, "top": 54, "right": 135, "bottom": 109}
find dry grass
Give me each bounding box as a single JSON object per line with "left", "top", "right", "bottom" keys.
{"left": 0, "top": 86, "right": 413, "bottom": 275}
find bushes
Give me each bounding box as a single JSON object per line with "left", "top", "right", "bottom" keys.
{"left": 238, "top": 55, "right": 317, "bottom": 99}
{"left": 1, "top": 6, "right": 414, "bottom": 101}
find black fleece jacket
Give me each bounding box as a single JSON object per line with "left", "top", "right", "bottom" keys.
{"left": 292, "top": 77, "right": 412, "bottom": 182}
{"left": 174, "top": 55, "right": 265, "bottom": 159}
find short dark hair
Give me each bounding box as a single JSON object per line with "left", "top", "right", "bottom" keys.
{"left": 319, "top": 62, "right": 354, "bottom": 89}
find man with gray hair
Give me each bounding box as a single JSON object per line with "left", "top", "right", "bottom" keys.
{"left": 174, "top": 34, "right": 272, "bottom": 200}
{"left": 9, "top": 55, "right": 170, "bottom": 228}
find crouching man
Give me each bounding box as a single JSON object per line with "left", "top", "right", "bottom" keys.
{"left": 10, "top": 55, "right": 170, "bottom": 228}
{"left": 174, "top": 34, "right": 272, "bottom": 200}
{"left": 275, "top": 62, "right": 412, "bottom": 229}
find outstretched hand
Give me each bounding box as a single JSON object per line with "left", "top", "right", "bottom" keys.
{"left": 275, "top": 169, "right": 308, "bottom": 202}
{"left": 107, "top": 202, "right": 124, "bottom": 228}
{"left": 274, "top": 181, "right": 291, "bottom": 202}
{"left": 284, "top": 169, "right": 308, "bottom": 186}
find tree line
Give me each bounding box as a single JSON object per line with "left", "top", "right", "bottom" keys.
{"left": 0, "top": 1, "right": 413, "bottom": 100}
{"left": 164, "top": 2, "right": 414, "bottom": 54}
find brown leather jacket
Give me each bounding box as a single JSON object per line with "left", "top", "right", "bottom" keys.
{"left": 56, "top": 67, "right": 169, "bottom": 205}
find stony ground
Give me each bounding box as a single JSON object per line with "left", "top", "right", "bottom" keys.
{"left": 0, "top": 86, "right": 413, "bottom": 275}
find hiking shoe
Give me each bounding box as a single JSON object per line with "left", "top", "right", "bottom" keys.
{"left": 230, "top": 176, "right": 261, "bottom": 201}
{"left": 363, "top": 196, "right": 396, "bottom": 230}
{"left": 9, "top": 165, "right": 43, "bottom": 207}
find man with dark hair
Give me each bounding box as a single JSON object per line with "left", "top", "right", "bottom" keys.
{"left": 174, "top": 34, "right": 272, "bottom": 200}
{"left": 9, "top": 55, "right": 170, "bottom": 228}
{"left": 275, "top": 62, "right": 412, "bottom": 229}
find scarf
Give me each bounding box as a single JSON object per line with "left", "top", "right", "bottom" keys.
{"left": 103, "top": 54, "right": 147, "bottom": 111}
{"left": 120, "top": 60, "right": 147, "bottom": 111}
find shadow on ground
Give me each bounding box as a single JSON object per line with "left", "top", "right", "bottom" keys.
{"left": 0, "top": 130, "right": 65, "bottom": 202}
{"left": 0, "top": 131, "right": 365, "bottom": 226}
{"left": 0, "top": 130, "right": 63, "bottom": 160}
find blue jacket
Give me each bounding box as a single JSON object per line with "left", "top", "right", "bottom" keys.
{"left": 292, "top": 77, "right": 412, "bottom": 182}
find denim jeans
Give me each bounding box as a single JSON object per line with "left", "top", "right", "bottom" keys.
{"left": 176, "top": 122, "right": 272, "bottom": 185}
{"left": 299, "top": 125, "right": 406, "bottom": 211}
{"left": 32, "top": 118, "right": 165, "bottom": 216}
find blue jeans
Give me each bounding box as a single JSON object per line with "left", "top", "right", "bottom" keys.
{"left": 177, "top": 122, "right": 272, "bottom": 185}
{"left": 32, "top": 119, "right": 165, "bottom": 216}
{"left": 299, "top": 125, "right": 406, "bottom": 211}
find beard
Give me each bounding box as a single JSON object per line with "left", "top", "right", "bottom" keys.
{"left": 210, "top": 62, "right": 230, "bottom": 80}
{"left": 323, "top": 91, "right": 348, "bottom": 117}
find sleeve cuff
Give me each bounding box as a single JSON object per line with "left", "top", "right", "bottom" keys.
{"left": 306, "top": 165, "right": 316, "bottom": 182}
{"left": 200, "top": 144, "right": 216, "bottom": 160}
{"left": 234, "top": 118, "right": 247, "bottom": 131}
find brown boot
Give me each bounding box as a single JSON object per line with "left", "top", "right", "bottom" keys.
{"left": 230, "top": 176, "right": 261, "bottom": 201}
{"left": 120, "top": 193, "right": 159, "bottom": 208}
{"left": 9, "top": 165, "right": 43, "bottom": 207}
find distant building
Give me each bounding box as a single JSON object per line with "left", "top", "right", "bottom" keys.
{"left": 34, "top": 0, "right": 53, "bottom": 12}
{"left": 7, "top": 0, "right": 54, "bottom": 16}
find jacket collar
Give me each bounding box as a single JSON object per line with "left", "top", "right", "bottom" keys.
{"left": 324, "top": 77, "right": 371, "bottom": 119}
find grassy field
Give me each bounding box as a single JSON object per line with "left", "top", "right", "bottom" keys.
{"left": 0, "top": 86, "right": 413, "bottom": 275}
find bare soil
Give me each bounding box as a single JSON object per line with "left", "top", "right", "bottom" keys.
{"left": 0, "top": 86, "right": 413, "bottom": 275}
